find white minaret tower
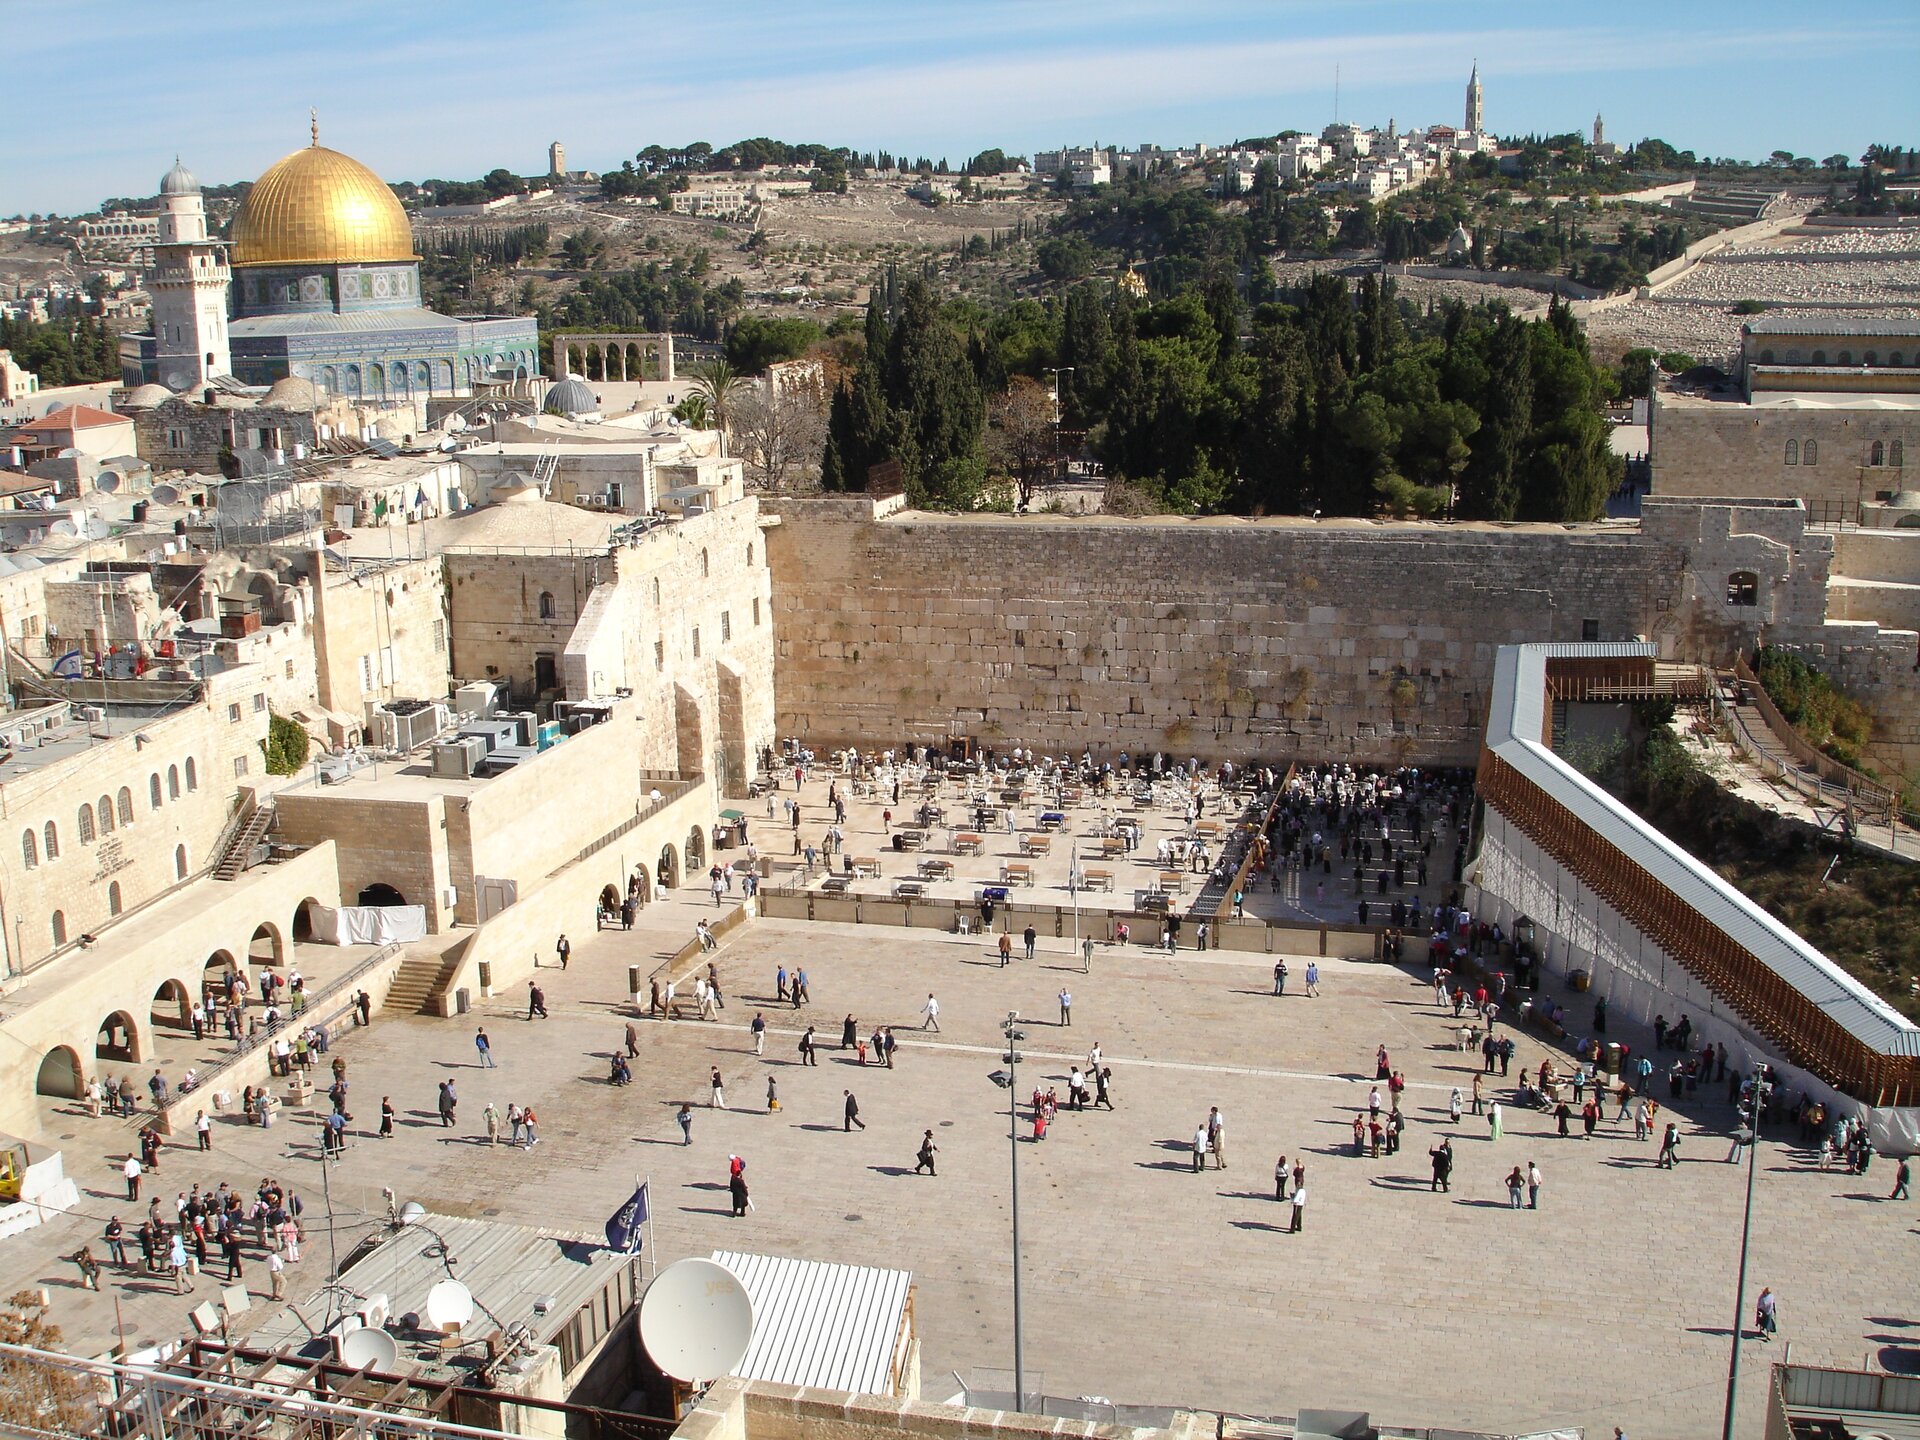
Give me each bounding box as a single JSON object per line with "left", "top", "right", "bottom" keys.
{"left": 1465, "top": 62, "right": 1484, "bottom": 135}
{"left": 147, "top": 158, "right": 231, "bottom": 392}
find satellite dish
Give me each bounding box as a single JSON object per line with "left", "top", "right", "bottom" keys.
{"left": 339, "top": 1326, "right": 400, "bottom": 1372}
{"left": 398, "top": 1201, "right": 425, "bottom": 1227}
{"left": 47, "top": 520, "right": 78, "bottom": 538}
{"left": 424, "top": 1279, "right": 474, "bottom": 1333}
{"left": 152, "top": 484, "right": 181, "bottom": 505}
{"left": 96, "top": 471, "right": 121, "bottom": 494}
{"left": 445, "top": 413, "right": 468, "bottom": 434}
{"left": 638, "top": 1258, "right": 753, "bottom": 1382}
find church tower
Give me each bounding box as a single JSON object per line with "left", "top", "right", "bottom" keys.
{"left": 1593, "top": 113, "right": 1605, "bottom": 149}
{"left": 146, "top": 159, "right": 231, "bottom": 391}
{"left": 1465, "top": 62, "right": 1484, "bottom": 135}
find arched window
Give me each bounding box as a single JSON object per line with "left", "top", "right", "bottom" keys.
{"left": 1894, "top": 441, "right": 1906, "bottom": 468}
{"left": 175, "top": 844, "right": 188, "bottom": 880}
{"left": 1784, "top": 439, "right": 1799, "bottom": 466}
{"left": 150, "top": 774, "right": 163, "bottom": 809}
{"left": 1812, "top": 350, "right": 1827, "bottom": 365}
{"left": 1803, "top": 440, "right": 1817, "bottom": 466}
{"left": 44, "top": 822, "right": 58, "bottom": 860}
{"left": 1838, "top": 350, "right": 1853, "bottom": 366}
{"left": 1726, "top": 572, "right": 1759, "bottom": 607}
{"left": 746, "top": 542, "right": 755, "bottom": 566}
{"left": 51, "top": 911, "right": 65, "bottom": 946}
{"left": 185, "top": 758, "right": 197, "bottom": 791}
{"left": 1871, "top": 441, "right": 1886, "bottom": 466}
{"left": 653, "top": 578, "right": 661, "bottom": 605}
{"left": 117, "top": 788, "right": 133, "bottom": 826}
{"left": 1864, "top": 351, "right": 1878, "bottom": 366}
{"left": 700, "top": 549, "right": 710, "bottom": 578}
{"left": 22, "top": 830, "right": 36, "bottom": 869}
{"left": 1759, "top": 349, "right": 1775, "bottom": 365}
{"left": 1891, "top": 352, "right": 1906, "bottom": 367}
{"left": 77, "top": 807, "right": 94, "bottom": 844}
{"left": 108, "top": 882, "right": 122, "bottom": 917}
{"left": 97, "top": 797, "right": 113, "bottom": 835}
{"left": 167, "top": 765, "right": 180, "bottom": 800}
{"left": 538, "top": 591, "right": 556, "bottom": 619}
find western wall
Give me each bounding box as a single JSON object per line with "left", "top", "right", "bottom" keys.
{"left": 764, "top": 496, "right": 1679, "bottom": 764}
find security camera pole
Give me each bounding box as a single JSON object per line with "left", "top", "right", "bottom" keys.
{"left": 988, "top": 1011, "right": 1027, "bottom": 1410}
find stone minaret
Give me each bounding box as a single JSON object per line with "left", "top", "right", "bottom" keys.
{"left": 1465, "top": 62, "right": 1484, "bottom": 135}
{"left": 549, "top": 141, "right": 566, "bottom": 179}
{"left": 147, "top": 159, "right": 230, "bottom": 392}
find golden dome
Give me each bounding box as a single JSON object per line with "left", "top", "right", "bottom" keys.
{"left": 231, "top": 143, "right": 416, "bottom": 268}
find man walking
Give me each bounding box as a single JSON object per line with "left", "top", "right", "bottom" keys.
{"left": 267, "top": 1250, "right": 285, "bottom": 1300}
{"left": 677, "top": 1104, "right": 694, "bottom": 1145}
{"left": 800, "top": 1026, "right": 818, "bottom": 1065}
{"left": 483, "top": 1101, "right": 501, "bottom": 1146}
{"left": 1273, "top": 960, "right": 1287, "bottom": 996}
{"left": 555, "top": 934, "right": 570, "bottom": 970}
{"left": 437, "top": 1080, "right": 457, "bottom": 1128}
{"left": 914, "top": 1130, "right": 939, "bottom": 1175}
{"left": 1191, "top": 1121, "right": 1208, "bottom": 1173}
{"left": 527, "top": 982, "right": 548, "bottom": 1020}
{"left": 1023, "top": 925, "right": 1037, "bottom": 961}
{"left": 475, "top": 1027, "right": 495, "bottom": 1068}
{"left": 1657, "top": 1123, "right": 1680, "bottom": 1168}
{"left": 1305, "top": 962, "right": 1320, "bottom": 997}
{"left": 625, "top": 1022, "right": 639, "bottom": 1059}
{"left": 710, "top": 1068, "right": 728, "bottom": 1109}
{"left": 1058, "top": 988, "right": 1073, "bottom": 1027}
{"left": 125, "top": 1154, "right": 142, "bottom": 1201}
{"left": 1082, "top": 935, "right": 1094, "bottom": 972}
{"left": 1429, "top": 1138, "right": 1453, "bottom": 1192}
{"left": 751, "top": 1013, "right": 767, "bottom": 1055}
{"left": 998, "top": 933, "right": 1012, "bottom": 967}
{"left": 844, "top": 1090, "right": 865, "bottom": 1132}
{"left": 1208, "top": 1106, "right": 1227, "bottom": 1169}
{"left": 1890, "top": 1156, "right": 1911, "bottom": 1201}
{"left": 922, "top": 993, "right": 940, "bottom": 1032}
{"left": 1289, "top": 1183, "right": 1306, "bottom": 1232}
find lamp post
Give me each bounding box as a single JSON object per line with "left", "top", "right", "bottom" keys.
{"left": 1720, "top": 1063, "right": 1770, "bottom": 1440}
{"left": 987, "top": 1012, "right": 1027, "bottom": 1410}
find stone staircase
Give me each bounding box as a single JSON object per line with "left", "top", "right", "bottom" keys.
{"left": 384, "top": 951, "right": 464, "bottom": 1014}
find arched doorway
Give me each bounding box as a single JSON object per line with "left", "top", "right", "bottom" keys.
{"left": 292, "top": 898, "right": 322, "bottom": 943}
{"left": 657, "top": 843, "right": 679, "bottom": 890}
{"left": 599, "top": 883, "right": 621, "bottom": 920}
{"left": 96, "top": 1011, "right": 140, "bottom": 1063}
{"left": 205, "top": 949, "right": 238, "bottom": 992}
{"left": 359, "top": 883, "right": 405, "bottom": 907}
{"left": 686, "top": 825, "right": 706, "bottom": 875}
{"left": 36, "top": 1046, "right": 83, "bottom": 1099}
{"left": 151, "top": 980, "right": 193, "bottom": 1032}
{"left": 630, "top": 864, "right": 651, "bottom": 906}
{"left": 249, "top": 922, "right": 284, "bottom": 967}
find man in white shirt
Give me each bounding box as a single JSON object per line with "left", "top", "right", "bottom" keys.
{"left": 1289, "top": 1184, "right": 1306, "bottom": 1232}
{"left": 268, "top": 1250, "right": 286, "bottom": 1300}
{"left": 921, "top": 994, "right": 940, "bottom": 1032}
{"left": 124, "top": 1154, "right": 142, "bottom": 1200}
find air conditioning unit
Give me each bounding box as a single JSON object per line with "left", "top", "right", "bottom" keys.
{"left": 430, "top": 736, "right": 486, "bottom": 779}
{"left": 497, "top": 710, "right": 537, "bottom": 747}
{"left": 454, "top": 681, "right": 504, "bottom": 718}
{"left": 356, "top": 1294, "right": 390, "bottom": 1332}
{"left": 77, "top": 705, "right": 106, "bottom": 724}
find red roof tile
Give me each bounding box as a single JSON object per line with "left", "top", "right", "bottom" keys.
{"left": 9, "top": 404, "right": 127, "bottom": 434}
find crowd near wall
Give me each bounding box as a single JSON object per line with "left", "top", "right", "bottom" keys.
{"left": 763, "top": 499, "right": 1672, "bottom": 764}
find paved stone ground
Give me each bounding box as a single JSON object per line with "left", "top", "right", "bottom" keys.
{"left": 9, "top": 895, "right": 1917, "bottom": 1439}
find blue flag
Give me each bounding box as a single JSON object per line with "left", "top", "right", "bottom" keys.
{"left": 605, "top": 1182, "right": 649, "bottom": 1253}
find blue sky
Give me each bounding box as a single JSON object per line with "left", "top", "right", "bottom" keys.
{"left": 8, "top": 0, "right": 1916, "bottom": 215}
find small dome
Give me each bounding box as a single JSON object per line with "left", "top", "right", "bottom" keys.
{"left": 263, "top": 376, "right": 318, "bottom": 410}
{"left": 160, "top": 159, "right": 199, "bottom": 196}
{"left": 544, "top": 377, "right": 597, "bottom": 416}
{"left": 121, "top": 383, "right": 174, "bottom": 409}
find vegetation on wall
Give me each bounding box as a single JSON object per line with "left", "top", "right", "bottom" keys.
{"left": 1755, "top": 646, "right": 1873, "bottom": 769}
{"left": 262, "top": 712, "right": 311, "bottom": 776}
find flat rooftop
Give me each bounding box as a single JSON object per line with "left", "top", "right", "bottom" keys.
{"left": 0, "top": 703, "right": 169, "bottom": 781}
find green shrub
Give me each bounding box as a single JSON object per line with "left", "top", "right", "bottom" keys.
{"left": 1755, "top": 646, "right": 1873, "bottom": 767}
{"left": 262, "top": 712, "right": 311, "bottom": 776}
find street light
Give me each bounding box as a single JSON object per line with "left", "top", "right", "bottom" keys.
{"left": 987, "top": 1011, "right": 1027, "bottom": 1410}
{"left": 1721, "top": 1063, "right": 1771, "bottom": 1440}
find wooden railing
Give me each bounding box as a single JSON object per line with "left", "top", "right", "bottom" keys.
{"left": 1730, "top": 654, "right": 1893, "bottom": 812}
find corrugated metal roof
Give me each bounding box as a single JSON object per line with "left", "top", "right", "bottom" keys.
{"left": 1486, "top": 643, "right": 1920, "bottom": 1057}
{"left": 1743, "top": 316, "right": 1920, "bottom": 338}
{"left": 711, "top": 1250, "right": 910, "bottom": 1395}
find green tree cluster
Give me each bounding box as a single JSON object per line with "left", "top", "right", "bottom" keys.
{"left": 541, "top": 261, "right": 745, "bottom": 340}
{"left": 724, "top": 315, "right": 824, "bottom": 373}
{"left": 261, "top": 713, "right": 311, "bottom": 776}
{"left": 0, "top": 313, "right": 119, "bottom": 387}
{"left": 821, "top": 277, "right": 985, "bottom": 508}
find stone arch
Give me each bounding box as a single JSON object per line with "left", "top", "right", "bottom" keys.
{"left": 150, "top": 773, "right": 163, "bottom": 809}
{"left": 657, "top": 842, "right": 679, "bottom": 890}
{"left": 414, "top": 361, "right": 431, "bottom": 392}
{"left": 1726, "top": 571, "right": 1759, "bottom": 607}
{"left": 168, "top": 764, "right": 180, "bottom": 799}
{"left": 629, "top": 863, "right": 651, "bottom": 906}
{"left": 175, "top": 843, "right": 188, "bottom": 879}
{"left": 1871, "top": 440, "right": 1886, "bottom": 467}
{"left": 625, "top": 342, "right": 642, "bottom": 380}
{"left": 51, "top": 910, "right": 66, "bottom": 945}
{"left": 292, "top": 897, "right": 323, "bottom": 942}
{"left": 204, "top": 949, "right": 237, "bottom": 987}
{"left": 35, "top": 1045, "right": 83, "bottom": 1099}
{"left": 44, "top": 820, "right": 58, "bottom": 860}
{"left": 151, "top": 979, "right": 193, "bottom": 1032}
{"left": 97, "top": 795, "right": 114, "bottom": 835}
{"left": 599, "top": 883, "right": 621, "bottom": 916}
{"left": 108, "top": 880, "right": 123, "bottom": 916}
{"left": 435, "top": 359, "right": 454, "bottom": 391}
{"left": 367, "top": 365, "right": 387, "bottom": 400}
{"left": 249, "top": 921, "right": 284, "bottom": 966}
{"left": 686, "top": 824, "right": 707, "bottom": 873}
{"left": 96, "top": 1010, "right": 141, "bottom": 1062}
{"left": 185, "top": 758, "right": 197, "bottom": 791}
{"left": 359, "top": 882, "right": 405, "bottom": 907}
{"left": 118, "top": 786, "right": 134, "bottom": 826}
{"left": 344, "top": 363, "right": 363, "bottom": 398}
{"left": 22, "top": 828, "right": 37, "bottom": 869}
{"left": 585, "top": 343, "right": 602, "bottom": 382}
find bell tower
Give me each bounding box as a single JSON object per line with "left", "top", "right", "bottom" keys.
{"left": 1465, "top": 62, "right": 1484, "bottom": 135}
{"left": 147, "top": 159, "right": 231, "bottom": 391}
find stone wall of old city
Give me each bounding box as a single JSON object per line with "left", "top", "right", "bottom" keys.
{"left": 762, "top": 499, "right": 1681, "bottom": 765}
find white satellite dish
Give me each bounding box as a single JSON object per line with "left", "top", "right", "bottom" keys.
{"left": 96, "top": 471, "right": 121, "bottom": 494}
{"left": 424, "top": 1279, "right": 474, "bottom": 1333}
{"left": 152, "top": 484, "right": 181, "bottom": 505}
{"left": 339, "top": 1326, "right": 400, "bottom": 1372}
{"left": 47, "top": 520, "right": 78, "bottom": 538}
{"left": 638, "top": 1258, "right": 753, "bottom": 1382}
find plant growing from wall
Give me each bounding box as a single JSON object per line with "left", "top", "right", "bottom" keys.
{"left": 262, "top": 712, "right": 311, "bottom": 776}
{"left": 1754, "top": 646, "right": 1874, "bottom": 769}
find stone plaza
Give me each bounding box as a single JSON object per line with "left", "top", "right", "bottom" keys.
{"left": 8, "top": 851, "right": 1915, "bottom": 1439}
